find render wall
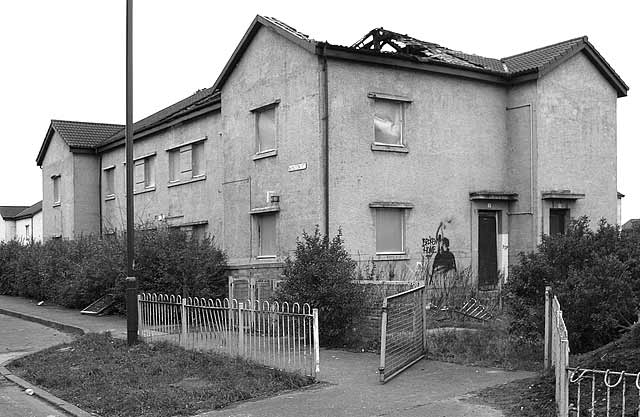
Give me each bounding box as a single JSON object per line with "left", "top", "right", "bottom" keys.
{"left": 100, "top": 111, "right": 223, "bottom": 238}
{"left": 326, "top": 59, "right": 509, "bottom": 274}
{"left": 14, "top": 213, "right": 42, "bottom": 242}
{"left": 0, "top": 218, "right": 10, "bottom": 241}
{"left": 221, "top": 25, "right": 323, "bottom": 270}
{"left": 536, "top": 52, "right": 618, "bottom": 232}
{"left": 41, "top": 132, "right": 75, "bottom": 239}
{"left": 73, "top": 153, "right": 101, "bottom": 236}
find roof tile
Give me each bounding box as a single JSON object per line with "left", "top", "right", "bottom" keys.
{"left": 51, "top": 120, "right": 124, "bottom": 149}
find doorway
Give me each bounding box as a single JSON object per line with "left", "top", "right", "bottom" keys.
{"left": 478, "top": 211, "right": 498, "bottom": 288}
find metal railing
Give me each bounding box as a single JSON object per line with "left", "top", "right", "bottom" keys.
{"left": 379, "top": 285, "right": 426, "bottom": 383}
{"left": 545, "top": 286, "right": 639, "bottom": 416}
{"left": 138, "top": 293, "right": 319, "bottom": 377}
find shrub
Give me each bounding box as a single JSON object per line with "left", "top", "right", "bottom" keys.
{"left": 505, "top": 217, "right": 640, "bottom": 353}
{"left": 0, "top": 228, "right": 228, "bottom": 312}
{"left": 275, "top": 226, "right": 364, "bottom": 346}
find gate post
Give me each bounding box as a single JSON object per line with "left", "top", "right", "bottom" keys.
{"left": 421, "top": 286, "right": 427, "bottom": 353}
{"left": 238, "top": 302, "right": 244, "bottom": 356}
{"left": 313, "top": 308, "right": 320, "bottom": 375}
{"left": 181, "top": 298, "right": 187, "bottom": 345}
{"left": 379, "top": 299, "right": 388, "bottom": 383}
{"left": 544, "top": 286, "right": 552, "bottom": 371}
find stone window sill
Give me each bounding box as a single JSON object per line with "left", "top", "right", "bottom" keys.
{"left": 52, "top": 202, "right": 61, "bottom": 208}
{"left": 134, "top": 186, "right": 156, "bottom": 195}
{"left": 167, "top": 175, "right": 206, "bottom": 188}
{"left": 104, "top": 195, "right": 116, "bottom": 201}
{"left": 253, "top": 149, "right": 277, "bottom": 160}
{"left": 373, "top": 254, "right": 410, "bottom": 261}
{"left": 371, "top": 143, "right": 409, "bottom": 153}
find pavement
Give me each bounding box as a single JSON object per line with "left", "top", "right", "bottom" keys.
{"left": 0, "top": 295, "right": 536, "bottom": 417}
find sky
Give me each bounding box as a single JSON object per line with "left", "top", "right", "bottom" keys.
{"left": 0, "top": 0, "right": 638, "bottom": 222}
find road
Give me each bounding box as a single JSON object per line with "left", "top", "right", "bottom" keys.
{"left": 0, "top": 313, "right": 74, "bottom": 417}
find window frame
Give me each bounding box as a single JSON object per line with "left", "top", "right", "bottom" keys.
{"left": 103, "top": 165, "right": 116, "bottom": 199}
{"left": 368, "top": 92, "right": 411, "bottom": 150}
{"left": 51, "top": 174, "right": 61, "bottom": 206}
{"left": 255, "top": 212, "right": 277, "bottom": 259}
{"left": 251, "top": 99, "right": 280, "bottom": 159}
{"left": 374, "top": 208, "right": 406, "bottom": 255}
{"left": 166, "top": 137, "right": 207, "bottom": 185}
{"left": 125, "top": 152, "right": 156, "bottom": 194}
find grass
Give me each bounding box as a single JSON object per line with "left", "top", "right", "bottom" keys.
{"left": 425, "top": 315, "right": 543, "bottom": 371}
{"left": 7, "top": 333, "right": 314, "bottom": 417}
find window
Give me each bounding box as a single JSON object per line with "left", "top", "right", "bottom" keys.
{"left": 25, "top": 225, "right": 30, "bottom": 240}
{"left": 168, "top": 140, "right": 205, "bottom": 183}
{"left": 549, "top": 209, "right": 569, "bottom": 235}
{"left": 255, "top": 105, "right": 277, "bottom": 154}
{"left": 134, "top": 156, "right": 155, "bottom": 192}
{"left": 257, "top": 213, "right": 277, "bottom": 258}
{"left": 375, "top": 208, "right": 404, "bottom": 254}
{"left": 104, "top": 167, "right": 115, "bottom": 197}
{"left": 374, "top": 99, "right": 404, "bottom": 146}
{"left": 52, "top": 175, "right": 61, "bottom": 205}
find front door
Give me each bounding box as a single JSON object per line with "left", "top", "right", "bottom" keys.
{"left": 478, "top": 211, "right": 498, "bottom": 288}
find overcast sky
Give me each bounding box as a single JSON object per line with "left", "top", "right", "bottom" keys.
{"left": 1, "top": 0, "right": 637, "bottom": 222}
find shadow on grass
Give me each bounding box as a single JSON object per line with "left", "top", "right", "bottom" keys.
{"left": 8, "top": 333, "right": 314, "bottom": 417}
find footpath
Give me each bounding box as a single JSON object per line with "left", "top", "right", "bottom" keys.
{"left": 0, "top": 295, "right": 535, "bottom": 417}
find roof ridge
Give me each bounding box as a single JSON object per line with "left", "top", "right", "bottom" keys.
{"left": 501, "top": 36, "right": 586, "bottom": 61}
{"left": 51, "top": 119, "right": 124, "bottom": 128}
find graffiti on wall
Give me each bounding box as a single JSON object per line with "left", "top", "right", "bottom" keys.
{"left": 422, "top": 220, "right": 457, "bottom": 284}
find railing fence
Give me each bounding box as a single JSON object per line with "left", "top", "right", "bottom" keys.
{"left": 544, "top": 286, "right": 639, "bottom": 416}
{"left": 138, "top": 293, "right": 319, "bottom": 377}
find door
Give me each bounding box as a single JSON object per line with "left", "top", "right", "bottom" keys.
{"left": 478, "top": 211, "right": 498, "bottom": 288}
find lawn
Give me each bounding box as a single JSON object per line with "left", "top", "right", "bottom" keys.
{"left": 7, "top": 333, "right": 314, "bottom": 417}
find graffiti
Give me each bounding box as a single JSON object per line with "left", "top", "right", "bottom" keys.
{"left": 421, "top": 236, "right": 437, "bottom": 256}
{"left": 422, "top": 221, "right": 457, "bottom": 283}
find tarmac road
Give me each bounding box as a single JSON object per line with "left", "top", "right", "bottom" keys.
{"left": 0, "top": 313, "right": 74, "bottom": 417}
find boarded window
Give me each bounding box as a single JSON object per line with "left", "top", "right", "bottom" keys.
{"left": 134, "top": 157, "right": 155, "bottom": 191}
{"left": 549, "top": 209, "right": 569, "bottom": 235}
{"left": 192, "top": 142, "right": 204, "bottom": 176}
{"left": 52, "top": 176, "right": 60, "bottom": 203}
{"left": 374, "top": 99, "right": 403, "bottom": 145}
{"left": 256, "top": 107, "right": 276, "bottom": 152}
{"left": 258, "top": 213, "right": 276, "bottom": 257}
{"left": 104, "top": 168, "right": 115, "bottom": 196}
{"left": 376, "top": 208, "right": 404, "bottom": 253}
{"left": 168, "top": 150, "right": 180, "bottom": 181}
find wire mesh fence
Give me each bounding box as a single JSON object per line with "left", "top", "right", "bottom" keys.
{"left": 378, "top": 285, "right": 426, "bottom": 383}
{"left": 138, "top": 293, "right": 319, "bottom": 377}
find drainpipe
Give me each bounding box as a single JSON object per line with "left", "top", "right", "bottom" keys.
{"left": 319, "top": 44, "right": 330, "bottom": 237}
{"left": 99, "top": 154, "right": 103, "bottom": 237}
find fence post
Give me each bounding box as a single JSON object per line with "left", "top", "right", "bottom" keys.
{"left": 313, "top": 308, "right": 320, "bottom": 375}
{"left": 181, "top": 298, "right": 187, "bottom": 345}
{"left": 559, "top": 338, "right": 569, "bottom": 417}
{"left": 228, "top": 276, "right": 233, "bottom": 301}
{"left": 379, "top": 299, "right": 388, "bottom": 383}
{"left": 421, "top": 286, "right": 427, "bottom": 353}
{"left": 136, "top": 294, "right": 142, "bottom": 340}
{"left": 238, "top": 302, "right": 244, "bottom": 356}
{"left": 544, "top": 286, "right": 552, "bottom": 372}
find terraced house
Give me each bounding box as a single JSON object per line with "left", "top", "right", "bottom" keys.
{"left": 36, "top": 16, "right": 628, "bottom": 288}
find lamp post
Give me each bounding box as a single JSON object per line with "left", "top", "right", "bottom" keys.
{"left": 125, "top": 0, "right": 137, "bottom": 346}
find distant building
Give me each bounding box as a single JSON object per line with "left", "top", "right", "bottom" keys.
{"left": 36, "top": 16, "right": 629, "bottom": 288}
{"left": 0, "top": 201, "right": 43, "bottom": 242}
{"left": 622, "top": 219, "right": 640, "bottom": 231}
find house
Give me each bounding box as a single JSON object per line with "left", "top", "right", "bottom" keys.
{"left": 0, "top": 201, "right": 43, "bottom": 242}
{"left": 36, "top": 16, "right": 628, "bottom": 288}
{"left": 622, "top": 219, "right": 640, "bottom": 231}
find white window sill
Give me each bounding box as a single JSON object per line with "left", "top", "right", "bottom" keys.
{"left": 373, "top": 253, "right": 410, "bottom": 261}
{"left": 371, "top": 143, "right": 409, "bottom": 153}
{"left": 134, "top": 186, "right": 156, "bottom": 195}
{"left": 256, "top": 255, "right": 278, "bottom": 261}
{"left": 52, "top": 202, "right": 61, "bottom": 208}
{"left": 104, "top": 195, "right": 116, "bottom": 201}
{"left": 253, "top": 149, "right": 277, "bottom": 160}
{"left": 167, "top": 175, "right": 206, "bottom": 188}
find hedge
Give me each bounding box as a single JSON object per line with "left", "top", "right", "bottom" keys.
{"left": 0, "top": 228, "right": 228, "bottom": 312}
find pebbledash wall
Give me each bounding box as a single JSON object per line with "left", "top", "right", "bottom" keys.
{"left": 37, "top": 16, "right": 627, "bottom": 290}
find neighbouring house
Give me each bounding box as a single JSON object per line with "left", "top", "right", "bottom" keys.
{"left": 0, "top": 201, "right": 43, "bottom": 242}
{"left": 622, "top": 219, "right": 640, "bottom": 231}
{"left": 36, "top": 16, "right": 629, "bottom": 289}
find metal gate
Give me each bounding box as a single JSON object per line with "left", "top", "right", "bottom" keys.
{"left": 379, "top": 285, "right": 426, "bottom": 383}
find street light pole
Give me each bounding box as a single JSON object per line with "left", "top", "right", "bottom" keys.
{"left": 125, "top": 0, "right": 138, "bottom": 345}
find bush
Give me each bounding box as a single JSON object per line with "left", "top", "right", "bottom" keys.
{"left": 505, "top": 217, "right": 640, "bottom": 353}
{"left": 274, "top": 226, "right": 364, "bottom": 347}
{"left": 0, "top": 228, "right": 228, "bottom": 312}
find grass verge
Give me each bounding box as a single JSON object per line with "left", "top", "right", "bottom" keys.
{"left": 426, "top": 323, "right": 543, "bottom": 371}
{"left": 472, "top": 373, "right": 556, "bottom": 417}
{"left": 7, "top": 332, "right": 314, "bottom": 417}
